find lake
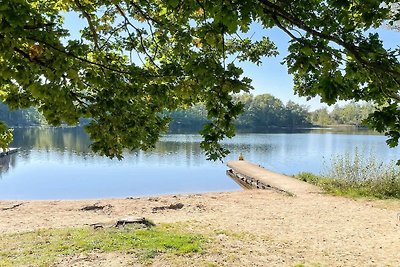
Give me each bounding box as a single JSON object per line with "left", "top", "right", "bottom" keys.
{"left": 0, "top": 127, "right": 399, "bottom": 200}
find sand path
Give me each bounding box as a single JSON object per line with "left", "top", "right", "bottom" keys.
{"left": 1, "top": 190, "right": 399, "bottom": 266}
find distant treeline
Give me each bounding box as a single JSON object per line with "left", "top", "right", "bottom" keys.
{"left": 310, "top": 103, "right": 374, "bottom": 127}
{"left": 168, "top": 94, "right": 375, "bottom": 132}
{"left": 234, "top": 94, "right": 311, "bottom": 131}
{"left": 0, "top": 102, "right": 45, "bottom": 127}
{"left": 1, "top": 94, "right": 375, "bottom": 131}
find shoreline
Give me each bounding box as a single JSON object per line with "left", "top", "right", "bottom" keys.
{"left": 1, "top": 190, "right": 399, "bottom": 266}
{"left": 0, "top": 189, "right": 243, "bottom": 202}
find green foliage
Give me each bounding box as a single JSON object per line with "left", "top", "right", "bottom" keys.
{"left": 235, "top": 94, "right": 311, "bottom": 130}
{"left": 296, "top": 152, "right": 400, "bottom": 199}
{"left": 0, "top": 224, "right": 205, "bottom": 266}
{"left": 310, "top": 102, "right": 375, "bottom": 126}
{"left": 0, "top": 121, "right": 12, "bottom": 151}
{"left": 168, "top": 94, "right": 312, "bottom": 133}
{"left": 168, "top": 105, "right": 208, "bottom": 132}
{"left": 296, "top": 172, "right": 322, "bottom": 185}
{"left": 0, "top": 0, "right": 399, "bottom": 160}
{"left": 168, "top": 95, "right": 377, "bottom": 132}
{"left": 388, "top": 3, "right": 400, "bottom": 30}
{"left": 310, "top": 107, "right": 331, "bottom": 126}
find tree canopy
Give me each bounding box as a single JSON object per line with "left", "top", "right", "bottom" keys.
{"left": 0, "top": 0, "right": 399, "bottom": 160}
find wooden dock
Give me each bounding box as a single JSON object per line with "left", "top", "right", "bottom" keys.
{"left": 227, "top": 160, "right": 321, "bottom": 196}
{"left": 0, "top": 148, "right": 19, "bottom": 158}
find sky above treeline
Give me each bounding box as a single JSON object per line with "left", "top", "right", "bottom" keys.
{"left": 63, "top": 12, "right": 400, "bottom": 111}
{"left": 236, "top": 24, "right": 400, "bottom": 110}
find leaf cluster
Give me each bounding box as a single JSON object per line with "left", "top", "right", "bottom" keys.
{"left": 0, "top": 0, "right": 399, "bottom": 159}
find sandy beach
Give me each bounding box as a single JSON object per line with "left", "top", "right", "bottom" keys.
{"left": 1, "top": 189, "right": 399, "bottom": 266}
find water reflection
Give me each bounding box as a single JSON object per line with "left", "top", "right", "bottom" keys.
{"left": 0, "top": 127, "right": 398, "bottom": 200}
{"left": 0, "top": 128, "right": 239, "bottom": 199}
{"left": 5, "top": 128, "right": 400, "bottom": 173}
{"left": 0, "top": 154, "right": 16, "bottom": 177}
{"left": 12, "top": 127, "right": 92, "bottom": 154}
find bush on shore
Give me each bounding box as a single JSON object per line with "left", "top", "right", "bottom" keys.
{"left": 297, "top": 152, "right": 400, "bottom": 199}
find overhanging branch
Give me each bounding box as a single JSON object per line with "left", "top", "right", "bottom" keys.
{"left": 257, "top": 0, "right": 400, "bottom": 77}
{"left": 74, "top": 0, "right": 100, "bottom": 50}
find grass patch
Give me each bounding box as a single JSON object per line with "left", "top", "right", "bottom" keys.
{"left": 0, "top": 224, "right": 204, "bottom": 266}
{"left": 296, "top": 152, "right": 400, "bottom": 199}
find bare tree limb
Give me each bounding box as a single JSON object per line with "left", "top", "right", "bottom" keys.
{"left": 74, "top": 0, "right": 100, "bottom": 50}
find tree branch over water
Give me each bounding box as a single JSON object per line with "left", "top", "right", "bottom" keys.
{"left": 0, "top": 0, "right": 399, "bottom": 160}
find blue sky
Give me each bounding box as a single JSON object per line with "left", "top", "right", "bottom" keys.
{"left": 63, "top": 13, "right": 400, "bottom": 110}
{"left": 236, "top": 24, "right": 400, "bottom": 110}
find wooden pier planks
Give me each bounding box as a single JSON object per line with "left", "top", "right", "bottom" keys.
{"left": 227, "top": 160, "right": 322, "bottom": 196}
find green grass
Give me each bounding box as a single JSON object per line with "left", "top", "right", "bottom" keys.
{"left": 0, "top": 224, "right": 204, "bottom": 267}
{"left": 296, "top": 152, "right": 400, "bottom": 199}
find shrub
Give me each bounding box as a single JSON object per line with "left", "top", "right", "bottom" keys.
{"left": 297, "top": 152, "right": 400, "bottom": 199}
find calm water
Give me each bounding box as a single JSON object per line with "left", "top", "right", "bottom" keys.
{"left": 0, "top": 127, "right": 399, "bottom": 200}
